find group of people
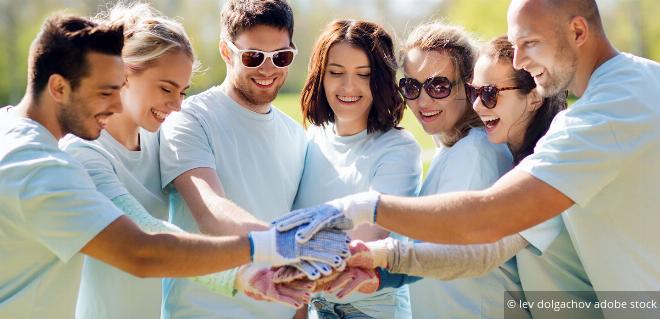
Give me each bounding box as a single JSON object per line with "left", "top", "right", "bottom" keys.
{"left": 1, "top": 0, "right": 658, "bottom": 319}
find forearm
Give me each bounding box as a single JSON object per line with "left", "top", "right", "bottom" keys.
{"left": 112, "top": 194, "right": 239, "bottom": 295}
{"left": 376, "top": 170, "right": 571, "bottom": 244}
{"left": 173, "top": 168, "right": 268, "bottom": 236}
{"left": 377, "top": 268, "right": 422, "bottom": 290}
{"left": 387, "top": 234, "right": 529, "bottom": 279}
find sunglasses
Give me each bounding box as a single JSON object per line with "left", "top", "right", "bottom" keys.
{"left": 225, "top": 40, "right": 297, "bottom": 68}
{"left": 465, "top": 84, "right": 520, "bottom": 109}
{"left": 398, "top": 76, "right": 456, "bottom": 100}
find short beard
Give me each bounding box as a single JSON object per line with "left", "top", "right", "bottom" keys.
{"left": 233, "top": 77, "right": 282, "bottom": 108}
{"left": 59, "top": 94, "right": 99, "bottom": 141}
{"left": 538, "top": 38, "right": 577, "bottom": 97}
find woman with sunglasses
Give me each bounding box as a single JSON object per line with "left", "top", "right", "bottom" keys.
{"left": 289, "top": 19, "right": 422, "bottom": 319}
{"left": 60, "top": 3, "right": 312, "bottom": 318}
{"left": 346, "top": 35, "right": 601, "bottom": 318}
{"left": 394, "top": 22, "right": 526, "bottom": 319}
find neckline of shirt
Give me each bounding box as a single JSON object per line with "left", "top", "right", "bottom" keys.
{"left": 327, "top": 123, "right": 369, "bottom": 145}
{"left": 212, "top": 86, "right": 275, "bottom": 122}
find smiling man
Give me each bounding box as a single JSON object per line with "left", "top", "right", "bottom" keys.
{"left": 158, "top": 0, "right": 307, "bottom": 318}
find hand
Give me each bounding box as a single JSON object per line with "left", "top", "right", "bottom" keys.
{"left": 249, "top": 227, "right": 350, "bottom": 268}
{"left": 236, "top": 265, "right": 314, "bottom": 309}
{"left": 318, "top": 267, "right": 380, "bottom": 299}
{"left": 272, "top": 192, "right": 380, "bottom": 243}
{"left": 346, "top": 239, "right": 394, "bottom": 269}
{"left": 272, "top": 260, "right": 337, "bottom": 282}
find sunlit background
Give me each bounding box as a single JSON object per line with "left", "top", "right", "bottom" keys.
{"left": 1, "top": 0, "right": 658, "bottom": 171}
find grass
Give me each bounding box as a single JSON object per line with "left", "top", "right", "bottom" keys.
{"left": 274, "top": 92, "right": 435, "bottom": 175}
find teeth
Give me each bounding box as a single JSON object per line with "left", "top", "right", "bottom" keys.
{"left": 480, "top": 115, "right": 500, "bottom": 122}
{"left": 151, "top": 109, "right": 168, "bottom": 121}
{"left": 338, "top": 96, "right": 360, "bottom": 102}
{"left": 421, "top": 110, "right": 441, "bottom": 117}
{"left": 255, "top": 79, "right": 274, "bottom": 86}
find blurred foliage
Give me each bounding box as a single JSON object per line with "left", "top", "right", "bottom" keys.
{"left": 1, "top": 0, "right": 658, "bottom": 105}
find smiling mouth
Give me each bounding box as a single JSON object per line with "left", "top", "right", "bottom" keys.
{"left": 337, "top": 95, "right": 361, "bottom": 103}
{"left": 480, "top": 115, "right": 500, "bottom": 129}
{"left": 419, "top": 110, "right": 442, "bottom": 122}
{"left": 151, "top": 109, "right": 168, "bottom": 122}
{"left": 253, "top": 78, "right": 275, "bottom": 88}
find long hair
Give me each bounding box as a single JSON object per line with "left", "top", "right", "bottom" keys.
{"left": 301, "top": 19, "right": 404, "bottom": 133}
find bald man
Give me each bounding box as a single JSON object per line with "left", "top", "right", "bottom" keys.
{"left": 274, "top": 0, "right": 660, "bottom": 310}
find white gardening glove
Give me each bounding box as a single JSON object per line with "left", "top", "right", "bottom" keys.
{"left": 347, "top": 238, "right": 396, "bottom": 270}
{"left": 249, "top": 226, "right": 350, "bottom": 269}
{"left": 236, "top": 264, "right": 313, "bottom": 309}
{"left": 271, "top": 191, "right": 380, "bottom": 243}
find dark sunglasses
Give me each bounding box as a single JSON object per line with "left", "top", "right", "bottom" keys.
{"left": 465, "top": 84, "right": 520, "bottom": 109}
{"left": 398, "top": 76, "right": 455, "bottom": 100}
{"left": 226, "top": 40, "right": 297, "bottom": 68}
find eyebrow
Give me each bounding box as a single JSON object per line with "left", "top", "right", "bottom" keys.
{"left": 327, "top": 63, "right": 371, "bottom": 69}
{"left": 160, "top": 79, "right": 190, "bottom": 90}
{"left": 98, "top": 85, "right": 122, "bottom": 90}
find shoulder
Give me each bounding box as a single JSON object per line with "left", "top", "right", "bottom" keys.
{"left": 374, "top": 128, "right": 421, "bottom": 152}
{"left": 450, "top": 128, "right": 510, "bottom": 162}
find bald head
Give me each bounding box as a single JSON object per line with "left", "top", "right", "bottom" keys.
{"left": 509, "top": 0, "right": 604, "bottom": 35}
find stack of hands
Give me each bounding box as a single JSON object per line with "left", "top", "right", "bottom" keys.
{"left": 237, "top": 192, "right": 386, "bottom": 308}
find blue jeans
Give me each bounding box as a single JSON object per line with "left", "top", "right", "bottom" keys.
{"left": 311, "top": 297, "right": 374, "bottom": 319}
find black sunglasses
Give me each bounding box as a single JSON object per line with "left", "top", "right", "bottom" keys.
{"left": 465, "top": 83, "right": 520, "bottom": 109}
{"left": 226, "top": 40, "right": 297, "bottom": 68}
{"left": 398, "top": 76, "right": 455, "bottom": 100}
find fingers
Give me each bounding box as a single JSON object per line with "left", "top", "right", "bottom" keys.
{"left": 272, "top": 207, "right": 315, "bottom": 231}
{"left": 336, "top": 268, "right": 377, "bottom": 299}
{"left": 346, "top": 241, "right": 376, "bottom": 269}
{"left": 299, "top": 248, "right": 344, "bottom": 268}
{"left": 272, "top": 265, "right": 309, "bottom": 284}
{"left": 305, "top": 260, "right": 333, "bottom": 276}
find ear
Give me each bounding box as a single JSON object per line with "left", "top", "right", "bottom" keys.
{"left": 527, "top": 89, "right": 543, "bottom": 112}
{"left": 219, "top": 41, "right": 232, "bottom": 64}
{"left": 569, "top": 16, "right": 589, "bottom": 48}
{"left": 47, "top": 74, "right": 70, "bottom": 103}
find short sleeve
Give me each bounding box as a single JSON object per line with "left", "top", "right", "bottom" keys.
{"left": 18, "top": 157, "right": 122, "bottom": 262}
{"left": 518, "top": 215, "right": 563, "bottom": 255}
{"left": 370, "top": 132, "right": 422, "bottom": 196}
{"left": 517, "top": 109, "right": 625, "bottom": 207}
{"left": 64, "top": 143, "right": 129, "bottom": 200}
{"left": 159, "top": 106, "right": 216, "bottom": 188}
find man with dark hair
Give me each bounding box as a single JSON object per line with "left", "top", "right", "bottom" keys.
{"left": 274, "top": 0, "right": 660, "bottom": 312}
{"left": 0, "top": 14, "right": 347, "bottom": 319}
{"left": 158, "top": 0, "right": 309, "bottom": 317}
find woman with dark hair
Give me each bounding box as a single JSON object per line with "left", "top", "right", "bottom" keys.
{"left": 345, "top": 35, "right": 601, "bottom": 318}
{"left": 293, "top": 19, "right": 422, "bottom": 319}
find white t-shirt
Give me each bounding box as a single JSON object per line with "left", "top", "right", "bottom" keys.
{"left": 517, "top": 53, "right": 660, "bottom": 294}
{"left": 410, "top": 128, "right": 531, "bottom": 319}
{"left": 0, "top": 110, "right": 122, "bottom": 319}
{"left": 159, "top": 86, "right": 306, "bottom": 318}
{"left": 294, "top": 124, "right": 422, "bottom": 319}
{"left": 61, "top": 129, "right": 167, "bottom": 319}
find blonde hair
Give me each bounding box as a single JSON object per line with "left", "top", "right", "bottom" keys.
{"left": 401, "top": 22, "right": 483, "bottom": 147}
{"left": 98, "top": 1, "right": 199, "bottom": 72}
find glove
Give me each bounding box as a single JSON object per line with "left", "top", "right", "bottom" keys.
{"left": 272, "top": 260, "right": 338, "bottom": 282}
{"left": 272, "top": 191, "right": 380, "bottom": 243}
{"left": 249, "top": 226, "right": 351, "bottom": 268}
{"left": 347, "top": 239, "right": 395, "bottom": 269}
{"left": 319, "top": 267, "right": 380, "bottom": 299}
{"left": 236, "top": 265, "right": 313, "bottom": 308}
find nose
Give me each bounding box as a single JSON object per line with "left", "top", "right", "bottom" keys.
{"left": 109, "top": 94, "right": 123, "bottom": 114}
{"left": 258, "top": 57, "right": 276, "bottom": 76}
{"left": 169, "top": 96, "right": 183, "bottom": 113}
{"left": 417, "top": 89, "right": 435, "bottom": 109}
{"left": 512, "top": 47, "right": 527, "bottom": 71}
{"left": 471, "top": 93, "right": 486, "bottom": 113}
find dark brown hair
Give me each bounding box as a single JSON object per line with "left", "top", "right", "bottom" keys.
{"left": 400, "top": 22, "right": 482, "bottom": 147}
{"left": 301, "top": 19, "right": 404, "bottom": 133}
{"left": 220, "top": 0, "right": 294, "bottom": 42}
{"left": 484, "top": 36, "right": 567, "bottom": 164}
{"left": 28, "top": 14, "right": 124, "bottom": 99}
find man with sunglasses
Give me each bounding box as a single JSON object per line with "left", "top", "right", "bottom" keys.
{"left": 158, "top": 0, "right": 309, "bottom": 318}
{"left": 274, "top": 0, "right": 660, "bottom": 308}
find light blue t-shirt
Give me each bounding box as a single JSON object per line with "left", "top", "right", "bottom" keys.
{"left": 518, "top": 53, "right": 660, "bottom": 295}
{"left": 410, "top": 128, "right": 531, "bottom": 319}
{"left": 0, "top": 110, "right": 122, "bottom": 319}
{"left": 159, "top": 86, "right": 306, "bottom": 318}
{"left": 294, "top": 124, "right": 422, "bottom": 319}
{"left": 518, "top": 216, "right": 602, "bottom": 319}
{"left": 61, "top": 129, "right": 167, "bottom": 319}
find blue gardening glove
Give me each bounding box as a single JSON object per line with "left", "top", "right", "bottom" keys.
{"left": 249, "top": 226, "right": 351, "bottom": 269}
{"left": 272, "top": 191, "right": 380, "bottom": 243}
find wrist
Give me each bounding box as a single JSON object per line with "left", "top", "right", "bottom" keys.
{"left": 341, "top": 191, "right": 380, "bottom": 226}
{"left": 248, "top": 230, "right": 273, "bottom": 264}
{"left": 365, "top": 237, "right": 395, "bottom": 269}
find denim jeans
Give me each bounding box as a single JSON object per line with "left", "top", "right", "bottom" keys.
{"left": 311, "top": 297, "right": 374, "bottom": 319}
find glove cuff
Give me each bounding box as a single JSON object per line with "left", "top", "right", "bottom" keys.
{"left": 365, "top": 237, "right": 395, "bottom": 268}
{"left": 248, "top": 229, "right": 273, "bottom": 264}
{"left": 344, "top": 191, "right": 380, "bottom": 225}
